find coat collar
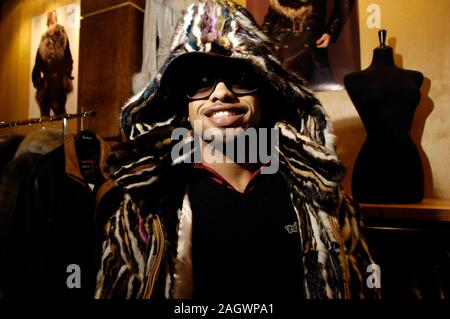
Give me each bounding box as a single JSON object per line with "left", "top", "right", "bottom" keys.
{"left": 269, "top": 0, "right": 314, "bottom": 21}
{"left": 64, "top": 133, "right": 111, "bottom": 184}
{"left": 64, "top": 134, "right": 116, "bottom": 208}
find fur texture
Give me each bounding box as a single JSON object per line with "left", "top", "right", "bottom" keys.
{"left": 38, "top": 25, "right": 68, "bottom": 64}
{"left": 32, "top": 24, "right": 73, "bottom": 116}
{"left": 14, "top": 128, "right": 64, "bottom": 159}
{"left": 96, "top": 0, "right": 377, "bottom": 299}
{"left": 269, "top": 0, "right": 313, "bottom": 23}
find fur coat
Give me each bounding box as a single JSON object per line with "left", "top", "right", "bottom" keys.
{"left": 32, "top": 24, "right": 74, "bottom": 107}
{"left": 95, "top": 0, "right": 377, "bottom": 299}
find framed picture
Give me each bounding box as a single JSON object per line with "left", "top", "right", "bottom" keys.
{"left": 28, "top": 4, "right": 80, "bottom": 118}
{"left": 246, "top": 0, "right": 360, "bottom": 92}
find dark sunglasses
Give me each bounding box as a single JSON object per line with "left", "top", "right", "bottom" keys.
{"left": 186, "top": 70, "right": 259, "bottom": 100}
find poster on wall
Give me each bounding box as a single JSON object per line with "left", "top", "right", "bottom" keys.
{"left": 28, "top": 4, "right": 80, "bottom": 118}
{"left": 246, "top": 0, "right": 360, "bottom": 92}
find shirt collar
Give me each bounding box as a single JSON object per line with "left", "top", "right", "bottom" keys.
{"left": 192, "top": 162, "right": 269, "bottom": 193}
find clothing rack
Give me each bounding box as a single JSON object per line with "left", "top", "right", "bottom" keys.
{"left": 0, "top": 111, "right": 96, "bottom": 137}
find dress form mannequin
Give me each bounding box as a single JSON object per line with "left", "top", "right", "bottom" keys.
{"left": 344, "top": 30, "right": 424, "bottom": 203}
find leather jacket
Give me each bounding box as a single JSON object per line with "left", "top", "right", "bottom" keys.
{"left": 4, "top": 135, "right": 121, "bottom": 300}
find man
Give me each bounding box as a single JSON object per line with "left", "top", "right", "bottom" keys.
{"left": 32, "top": 10, "right": 74, "bottom": 117}
{"left": 263, "top": 0, "right": 355, "bottom": 91}
{"left": 95, "top": 0, "right": 376, "bottom": 299}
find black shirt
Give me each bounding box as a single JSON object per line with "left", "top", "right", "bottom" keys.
{"left": 189, "top": 169, "right": 304, "bottom": 299}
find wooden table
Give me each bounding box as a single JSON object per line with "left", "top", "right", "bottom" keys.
{"left": 361, "top": 199, "right": 450, "bottom": 223}
{"left": 359, "top": 198, "right": 450, "bottom": 299}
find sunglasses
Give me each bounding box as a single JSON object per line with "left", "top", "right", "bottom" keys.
{"left": 186, "top": 69, "right": 259, "bottom": 100}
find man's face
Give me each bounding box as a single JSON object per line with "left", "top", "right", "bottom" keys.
{"left": 47, "top": 14, "right": 57, "bottom": 31}
{"left": 187, "top": 68, "right": 263, "bottom": 138}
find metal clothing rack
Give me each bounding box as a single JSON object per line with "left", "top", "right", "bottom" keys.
{"left": 0, "top": 110, "right": 96, "bottom": 137}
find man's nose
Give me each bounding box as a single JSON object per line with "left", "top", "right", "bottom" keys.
{"left": 209, "top": 81, "right": 236, "bottom": 102}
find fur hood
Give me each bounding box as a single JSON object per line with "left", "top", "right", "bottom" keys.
{"left": 38, "top": 24, "right": 68, "bottom": 63}
{"left": 115, "top": 0, "right": 345, "bottom": 208}
{"left": 269, "top": 0, "right": 314, "bottom": 21}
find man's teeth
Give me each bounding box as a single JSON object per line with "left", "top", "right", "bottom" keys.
{"left": 210, "top": 111, "right": 238, "bottom": 118}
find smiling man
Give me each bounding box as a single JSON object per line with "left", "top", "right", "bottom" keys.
{"left": 95, "top": 0, "right": 378, "bottom": 299}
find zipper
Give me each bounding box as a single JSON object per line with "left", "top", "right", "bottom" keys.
{"left": 143, "top": 215, "right": 165, "bottom": 298}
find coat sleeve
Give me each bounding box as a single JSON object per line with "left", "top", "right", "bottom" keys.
{"left": 95, "top": 194, "right": 150, "bottom": 299}
{"left": 337, "top": 189, "right": 381, "bottom": 298}
{"left": 325, "top": 0, "right": 356, "bottom": 42}
{"left": 32, "top": 50, "right": 44, "bottom": 89}
{"left": 64, "top": 36, "right": 74, "bottom": 78}
{"left": 262, "top": 7, "right": 278, "bottom": 36}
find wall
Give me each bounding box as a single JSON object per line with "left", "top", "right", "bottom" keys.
{"left": 318, "top": 0, "right": 450, "bottom": 199}
{"left": 78, "top": 0, "right": 144, "bottom": 138}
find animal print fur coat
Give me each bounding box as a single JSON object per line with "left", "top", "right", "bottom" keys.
{"left": 95, "top": 0, "right": 378, "bottom": 299}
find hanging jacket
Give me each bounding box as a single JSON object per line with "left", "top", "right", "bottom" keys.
{"left": 4, "top": 134, "right": 121, "bottom": 300}
{"left": 95, "top": 0, "right": 378, "bottom": 299}
{"left": 133, "top": 0, "right": 196, "bottom": 93}
{"left": 0, "top": 129, "right": 63, "bottom": 234}
{"left": 0, "top": 129, "right": 62, "bottom": 298}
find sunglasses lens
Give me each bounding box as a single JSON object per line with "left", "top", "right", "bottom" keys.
{"left": 230, "top": 72, "right": 257, "bottom": 94}
{"left": 186, "top": 74, "right": 216, "bottom": 99}
{"left": 185, "top": 64, "right": 259, "bottom": 100}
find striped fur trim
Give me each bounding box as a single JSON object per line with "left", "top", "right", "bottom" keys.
{"left": 269, "top": 0, "right": 313, "bottom": 23}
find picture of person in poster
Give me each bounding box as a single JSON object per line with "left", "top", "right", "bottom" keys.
{"left": 262, "top": 0, "right": 355, "bottom": 91}
{"left": 32, "top": 10, "right": 74, "bottom": 117}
